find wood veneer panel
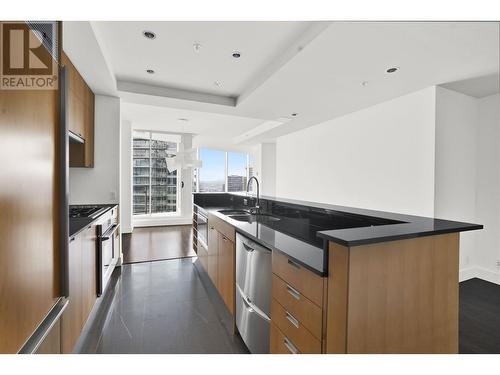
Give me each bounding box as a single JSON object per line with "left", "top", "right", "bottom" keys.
{"left": 0, "top": 86, "right": 59, "bottom": 353}
{"left": 345, "top": 233, "right": 459, "bottom": 353}
{"left": 326, "top": 242, "right": 349, "bottom": 353}
{"left": 217, "top": 233, "right": 235, "bottom": 315}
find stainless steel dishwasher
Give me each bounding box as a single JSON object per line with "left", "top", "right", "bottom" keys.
{"left": 235, "top": 233, "right": 272, "bottom": 353}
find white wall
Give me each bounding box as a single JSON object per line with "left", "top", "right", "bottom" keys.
{"left": 249, "top": 143, "right": 276, "bottom": 196}
{"left": 120, "top": 120, "right": 133, "bottom": 233}
{"left": 69, "top": 95, "right": 121, "bottom": 204}
{"left": 434, "top": 87, "right": 478, "bottom": 274}
{"left": 474, "top": 93, "right": 500, "bottom": 283}
{"left": 276, "top": 87, "right": 437, "bottom": 216}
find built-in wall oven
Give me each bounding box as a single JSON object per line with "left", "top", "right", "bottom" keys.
{"left": 196, "top": 206, "right": 208, "bottom": 248}
{"left": 96, "top": 207, "right": 120, "bottom": 296}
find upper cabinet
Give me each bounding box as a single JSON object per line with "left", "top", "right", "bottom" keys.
{"left": 62, "top": 52, "right": 95, "bottom": 168}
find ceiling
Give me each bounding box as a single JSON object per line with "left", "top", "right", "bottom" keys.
{"left": 65, "top": 21, "right": 500, "bottom": 146}
{"left": 92, "top": 21, "right": 314, "bottom": 98}
{"left": 440, "top": 73, "right": 500, "bottom": 98}
{"left": 121, "top": 102, "right": 263, "bottom": 151}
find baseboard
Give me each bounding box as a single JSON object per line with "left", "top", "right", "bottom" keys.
{"left": 459, "top": 267, "right": 478, "bottom": 282}
{"left": 459, "top": 266, "right": 500, "bottom": 285}
{"left": 121, "top": 226, "right": 133, "bottom": 234}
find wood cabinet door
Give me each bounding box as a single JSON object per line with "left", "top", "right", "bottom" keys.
{"left": 217, "top": 233, "right": 235, "bottom": 315}
{"left": 80, "top": 226, "right": 96, "bottom": 326}
{"left": 207, "top": 225, "right": 219, "bottom": 286}
{"left": 62, "top": 235, "right": 83, "bottom": 353}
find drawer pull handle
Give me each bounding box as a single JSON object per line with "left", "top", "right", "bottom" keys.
{"left": 242, "top": 242, "right": 255, "bottom": 252}
{"left": 285, "top": 311, "right": 300, "bottom": 328}
{"left": 284, "top": 337, "right": 299, "bottom": 354}
{"left": 287, "top": 258, "right": 301, "bottom": 269}
{"left": 286, "top": 284, "right": 300, "bottom": 300}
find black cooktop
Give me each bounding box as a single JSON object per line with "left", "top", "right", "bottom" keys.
{"left": 69, "top": 205, "right": 107, "bottom": 219}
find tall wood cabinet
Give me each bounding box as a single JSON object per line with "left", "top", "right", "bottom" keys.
{"left": 61, "top": 51, "right": 95, "bottom": 167}
{"left": 0, "top": 22, "right": 61, "bottom": 352}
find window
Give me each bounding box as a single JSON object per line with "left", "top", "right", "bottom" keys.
{"left": 195, "top": 148, "right": 250, "bottom": 193}
{"left": 133, "top": 131, "right": 180, "bottom": 215}
{"left": 227, "top": 152, "right": 248, "bottom": 192}
{"left": 198, "top": 148, "right": 226, "bottom": 192}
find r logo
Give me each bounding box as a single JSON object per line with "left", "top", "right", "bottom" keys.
{"left": 0, "top": 21, "right": 58, "bottom": 90}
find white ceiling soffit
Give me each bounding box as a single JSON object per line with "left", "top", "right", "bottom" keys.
{"left": 122, "top": 101, "right": 263, "bottom": 137}
{"left": 440, "top": 73, "right": 500, "bottom": 98}
{"left": 62, "top": 22, "right": 117, "bottom": 96}
{"left": 92, "top": 21, "right": 326, "bottom": 106}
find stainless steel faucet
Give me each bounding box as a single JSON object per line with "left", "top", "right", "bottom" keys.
{"left": 246, "top": 176, "right": 260, "bottom": 214}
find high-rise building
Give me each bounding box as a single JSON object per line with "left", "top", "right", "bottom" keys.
{"left": 227, "top": 175, "right": 247, "bottom": 192}
{"left": 132, "top": 133, "right": 178, "bottom": 215}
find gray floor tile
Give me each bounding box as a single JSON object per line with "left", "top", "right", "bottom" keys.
{"left": 78, "top": 258, "right": 248, "bottom": 354}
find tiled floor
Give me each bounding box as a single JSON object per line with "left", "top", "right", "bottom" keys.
{"left": 122, "top": 225, "right": 195, "bottom": 264}
{"left": 76, "top": 258, "right": 248, "bottom": 354}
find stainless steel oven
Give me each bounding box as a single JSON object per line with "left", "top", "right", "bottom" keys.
{"left": 96, "top": 207, "right": 120, "bottom": 296}
{"left": 196, "top": 207, "right": 208, "bottom": 248}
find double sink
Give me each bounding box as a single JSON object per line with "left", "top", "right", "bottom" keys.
{"left": 218, "top": 209, "right": 281, "bottom": 224}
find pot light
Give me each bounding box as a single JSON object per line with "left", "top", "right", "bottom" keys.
{"left": 214, "top": 81, "right": 222, "bottom": 87}
{"left": 361, "top": 81, "right": 369, "bottom": 87}
{"left": 291, "top": 113, "right": 298, "bottom": 117}
{"left": 232, "top": 51, "right": 241, "bottom": 58}
{"left": 178, "top": 118, "right": 189, "bottom": 122}
{"left": 193, "top": 42, "right": 202, "bottom": 52}
{"left": 146, "top": 69, "right": 155, "bottom": 74}
{"left": 386, "top": 67, "right": 399, "bottom": 73}
{"left": 143, "top": 31, "right": 156, "bottom": 40}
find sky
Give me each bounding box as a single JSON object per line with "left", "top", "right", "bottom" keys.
{"left": 199, "top": 149, "right": 247, "bottom": 181}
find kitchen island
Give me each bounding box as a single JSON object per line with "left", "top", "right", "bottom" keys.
{"left": 192, "top": 192, "right": 482, "bottom": 354}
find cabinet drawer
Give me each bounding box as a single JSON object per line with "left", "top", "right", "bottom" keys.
{"left": 272, "top": 251, "right": 324, "bottom": 307}
{"left": 272, "top": 274, "right": 322, "bottom": 339}
{"left": 270, "top": 323, "right": 301, "bottom": 354}
{"left": 271, "top": 298, "right": 321, "bottom": 353}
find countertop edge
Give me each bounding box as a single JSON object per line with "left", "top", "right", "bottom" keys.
{"left": 318, "top": 223, "right": 484, "bottom": 247}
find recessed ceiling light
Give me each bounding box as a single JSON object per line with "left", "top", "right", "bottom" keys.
{"left": 146, "top": 69, "right": 155, "bottom": 74}
{"left": 214, "top": 81, "right": 222, "bottom": 87}
{"left": 291, "top": 113, "right": 298, "bottom": 117}
{"left": 143, "top": 31, "right": 156, "bottom": 40}
{"left": 193, "top": 42, "right": 202, "bottom": 52}
{"left": 232, "top": 51, "right": 241, "bottom": 58}
{"left": 386, "top": 67, "right": 399, "bottom": 73}
{"left": 361, "top": 81, "right": 369, "bottom": 87}
{"left": 178, "top": 118, "right": 189, "bottom": 122}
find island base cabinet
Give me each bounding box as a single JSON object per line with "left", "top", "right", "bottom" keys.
{"left": 217, "top": 233, "right": 235, "bottom": 315}
{"left": 326, "top": 233, "right": 460, "bottom": 354}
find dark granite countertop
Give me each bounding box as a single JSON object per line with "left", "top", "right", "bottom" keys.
{"left": 194, "top": 193, "right": 483, "bottom": 275}
{"left": 199, "top": 205, "right": 325, "bottom": 276}
{"left": 69, "top": 204, "right": 117, "bottom": 237}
